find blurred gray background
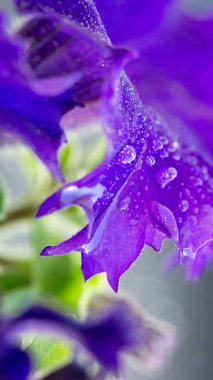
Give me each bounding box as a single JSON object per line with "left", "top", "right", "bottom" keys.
{"left": 121, "top": 244, "right": 213, "bottom": 380}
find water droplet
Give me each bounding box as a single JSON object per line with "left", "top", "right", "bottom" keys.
{"left": 183, "top": 247, "right": 196, "bottom": 260}
{"left": 146, "top": 155, "right": 156, "bottom": 166}
{"left": 168, "top": 141, "right": 180, "bottom": 152}
{"left": 153, "top": 140, "right": 163, "bottom": 151}
{"left": 173, "top": 153, "right": 181, "bottom": 161}
{"left": 130, "top": 219, "right": 138, "bottom": 226}
{"left": 160, "top": 150, "right": 169, "bottom": 159}
{"left": 120, "top": 145, "right": 136, "bottom": 165}
{"left": 179, "top": 200, "right": 189, "bottom": 212}
{"left": 159, "top": 136, "right": 169, "bottom": 145}
{"left": 156, "top": 167, "right": 178, "bottom": 188}
{"left": 193, "top": 207, "right": 199, "bottom": 215}
{"left": 119, "top": 196, "right": 131, "bottom": 211}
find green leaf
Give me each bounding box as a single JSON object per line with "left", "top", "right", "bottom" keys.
{"left": 32, "top": 216, "right": 85, "bottom": 310}
{"left": 0, "top": 263, "right": 31, "bottom": 292}
{"left": 27, "top": 336, "right": 72, "bottom": 373}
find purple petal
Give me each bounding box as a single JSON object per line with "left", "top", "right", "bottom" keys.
{"left": 1, "top": 4, "right": 131, "bottom": 179}
{"left": 94, "top": 0, "right": 173, "bottom": 44}
{"left": 40, "top": 226, "right": 89, "bottom": 257}
{"left": 36, "top": 163, "right": 107, "bottom": 219}
{"left": 0, "top": 17, "right": 69, "bottom": 180}
{"left": 126, "top": 10, "right": 213, "bottom": 161}
{"left": 0, "top": 344, "right": 31, "bottom": 380}
{"left": 18, "top": 14, "right": 132, "bottom": 103}
{"left": 15, "top": 0, "right": 108, "bottom": 37}
{"left": 3, "top": 301, "right": 159, "bottom": 373}
{"left": 34, "top": 0, "right": 212, "bottom": 289}
{"left": 41, "top": 362, "right": 105, "bottom": 380}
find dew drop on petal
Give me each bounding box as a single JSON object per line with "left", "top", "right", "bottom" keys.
{"left": 194, "top": 178, "right": 203, "bottom": 186}
{"left": 168, "top": 141, "right": 180, "bottom": 152}
{"left": 179, "top": 200, "right": 189, "bottom": 213}
{"left": 183, "top": 247, "right": 196, "bottom": 260}
{"left": 146, "top": 155, "right": 156, "bottom": 166}
{"left": 160, "top": 149, "right": 169, "bottom": 159}
{"left": 159, "top": 136, "right": 169, "bottom": 145}
{"left": 130, "top": 219, "right": 138, "bottom": 226}
{"left": 156, "top": 167, "right": 178, "bottom": 188}
{"left": 119, "top": 196, "right": 131, "bottom": 211}
{"left": 193, "top": 207, "right": 199, "bottom": 215}
{"left": 153, "top": 140, "right": 163, "bottom": 151}
{"left": 173, "top": 153, "right": 181, "bottom": 161}
{"left": 120, "top": 145, "right": 136, "bottom": 165}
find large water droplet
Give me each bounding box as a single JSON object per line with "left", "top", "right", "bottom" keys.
{"left": 183, "top": 247, "right": 196, "bottom": 260}
{"left": 146, "top": 155, "right": 156, "bottom": 166}
{"left": 179, "top": 200, "right": 189, "bottom": 212}
{"left": 156, "top": 167, "right": 178, "bottom": 188}
{"left": 120, "top": 145, "right": 136, "bottom": 165}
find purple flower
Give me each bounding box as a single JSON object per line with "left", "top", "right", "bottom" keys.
{"left": 0, "top": 2, "right": 130, "bottom": 180}
{"left": 0, "top": 343, "right": 31, "bottom": 380}
{"left": 34, "top": 0, "right": 213, "bottom": 291}
{"left": 0, "top": 297, "right": 173, "bottom": 379}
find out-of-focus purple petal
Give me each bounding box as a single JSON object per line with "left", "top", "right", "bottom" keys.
{"left": 94, "top": 0, "right": 173, "bottom": 44}
{"left": 0, "top": 344, "right": 31, "bottom": 380}
{"left": 1, "top": 3, "right": 131, "bottom": 179}
{"left": 3, "top": 301, "right": 161, "bottom": 373}
{"left": 0, "top": 17, "right": 69, "bottom": 180}
{"left": 41, "top": 362, "right": 105, "bottom": 380}
{"left": 126, "top": 11, "right": 213, "bottom": 162}
{"left": 18, "top": 14, "right": 133, "bottom": 103}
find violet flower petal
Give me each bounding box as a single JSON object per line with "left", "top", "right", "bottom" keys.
{"left": 0, "top": 344, "right": 31, "bottom": 380}
{"left": 123, "top": 7, "right": 213, "bottom": 162}
{"left": 0, "top": 17, "right": 69, "bottom": 180}
{"left": 17, "top": 14, "right": 132, "bottom": 103}
{"left": 36, "top": 0, "right": 213, "bottom": 290}
{"left": 94, "top": 0, "right": 173, "bottom": 44}
{"left": 1, "top": 3, "right": 131, "bottom": 179}
{"left": 3, "top": 302, "right": 158, "bottom": 373}
{"left": 41, "top": 362, "right": 105, "bottom": 380}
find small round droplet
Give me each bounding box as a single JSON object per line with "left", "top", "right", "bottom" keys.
{"left": 173, "top": 153, "right": 181, "bottom": 161}
{"left": 156, "top": 167, "right": 178, "bottom": 188}
{"left": 160, "top": 150, "right": 169, "bottom": 159}
{"left": 179, "top": 200, "right": 189, "bottom": 213}
{"left": 146, "top": 155, "right": 156, "bottom": 166}
{"left": 194, "top": 178, "right": 203, "bottom": 186}
{"left": 193, "top": 207, "right": 199, "bottom": 215}
{"left": 153, "top": 140, "right": 163, "bottom": 151}
{"left": 168, "top": 141, "right": 180, "bottom": 152}
{"left": 120, "top": 145, "right": 136, "bottom": 165}
{"left": 159, "top": 136, "right": 169, "bottom": 145}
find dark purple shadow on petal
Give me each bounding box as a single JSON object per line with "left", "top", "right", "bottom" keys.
{"left": 0, "top": 344, "right": 31, "bottom": 380}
